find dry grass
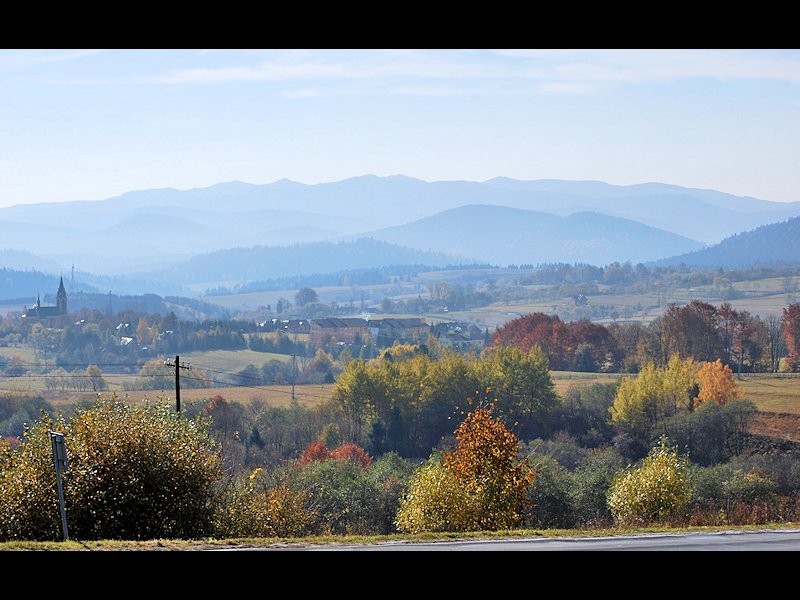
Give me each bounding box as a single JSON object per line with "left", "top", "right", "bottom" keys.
{"left": 3, "top": 384, "right": 332, "bottom": 410}
{"left": 181, "top": 349, "right": 291, "bottom": 371}
{"left": 0, "top": 346, "right": 36, "bottom": 362}
{"left": 739, "top": 376, "right": 800, "bottom": 414}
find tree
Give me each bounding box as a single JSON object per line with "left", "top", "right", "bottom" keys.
{"left": 696, "top": 359, "right": 743, "bottom": 406}
{"left": 85, "top": 364, "right": 107, "bottom": 392}
{"left": 765, "top": 314, "right": 786, "bottom": 373}
{"left": 443, "top": 403, "right": 534, "bottom": 530}
{"left": 295, "top": 287, "right": 319, "bottom": 307}
{"left": 475, "top": 345, "right": 557, "bottom": 439}
{"left": 659, "top": 301, "right": 722, "bottom": 362}
{"left": 609, "top": 356, "right": 699, "bottom": 435}
{"left": 607, "top": 437, "right": 690, "bottom": 526}
{"left": 782, "top": 303, "right": 800, "bottom": 371}
{"left": 396, "top": 403, "right": 533, "bottom": 533}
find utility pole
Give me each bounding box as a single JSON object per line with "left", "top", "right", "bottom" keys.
{"left": 164, "top": 355, "right": 192, "bottom": 415}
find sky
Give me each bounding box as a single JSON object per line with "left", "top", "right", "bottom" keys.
{"left": 1, "top": 48, "right": 800, "bottom": 208}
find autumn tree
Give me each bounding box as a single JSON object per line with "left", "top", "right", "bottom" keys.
{"left": 782, "top": 303, "right": 800, "bottom": 371}
{"left": 659, "top": 301, "right": 722, "bottom": 362}
{"left": 696, "top": 359, "right": 743, "bottom": 406}
{"left": 607, "top": 437, "right": 690, "bottom": 526}
{"left": 491, "top": 312, "right": 571, "bottom": 370}
{"left": 610, "top": 356, "right": 699, "bottom": 434}
{"left": 443, "top": 403, "right": 534, "bottom": 530}
{"left": 765, "top": 314, "right": 786, "bottom": 373}
{"left": 396, "top": 403, "right": 534, "bottom": 533}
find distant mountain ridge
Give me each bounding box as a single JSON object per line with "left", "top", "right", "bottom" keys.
{"left": 362, "top": 204, "right": 703, "bottom": 266}
{"left": 657, "top": 216, "right": 800, "bottom": 268}
{"left": 2, "top": 174, "right": 798, "bottom": 283}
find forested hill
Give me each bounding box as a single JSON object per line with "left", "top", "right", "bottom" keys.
{"left": 149, "top": 238, "right": 467, "bottom": 286}
{"left": 366, "top": 205, "right": 702, "bottom": 266}
{"left": 658, "top": 216, "right": 800, "bottom": 268}
{"left": 0, "top": 268, "right": 98, "bottom": 302}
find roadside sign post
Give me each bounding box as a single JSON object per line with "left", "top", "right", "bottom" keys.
{"left": 49, "top": 431, "right": 69, "bottom": 541}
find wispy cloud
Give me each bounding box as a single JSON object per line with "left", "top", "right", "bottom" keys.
{"left": 32, "top": 49, "right": 800, "bottom": 96}
{"left": 0, "top": 49, "right": 104, "bottom": 72}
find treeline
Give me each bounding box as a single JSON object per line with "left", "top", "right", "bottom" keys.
{"left": 1, "top": 310, "right": 308, "bottom": 375}
{"left": 205, "top": 263, "right": 492, "bottom": 296}
{"left": 493, "top": 301, "right": 799, "bottom": 373}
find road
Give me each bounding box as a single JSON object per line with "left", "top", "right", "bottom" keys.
{"left": 303, "top": 529, "right": 800, "bottom": 551}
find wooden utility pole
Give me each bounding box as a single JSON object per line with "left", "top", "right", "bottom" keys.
{"left": 164, "top": 355, "right": 192, "bottom": 415}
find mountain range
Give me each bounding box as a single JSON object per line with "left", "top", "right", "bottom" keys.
{"left": 658, "top": 216, "right": 800, "bottom": 268}
{"left": 1, "top": 175, "right": 798, "bottom": 292}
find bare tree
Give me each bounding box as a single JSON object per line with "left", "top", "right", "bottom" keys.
{"left": 766, "top": 314, "right": 786, "bottom": 373}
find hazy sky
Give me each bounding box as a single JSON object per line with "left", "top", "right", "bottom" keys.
{"left": 2, "top": 48, "right": 800, "bottom": 208}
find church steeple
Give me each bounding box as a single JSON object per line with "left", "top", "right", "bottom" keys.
{"left": 56, "top": 275, "right": 67, "bottom": 315}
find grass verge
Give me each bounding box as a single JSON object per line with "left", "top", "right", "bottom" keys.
{"left": 3, "top": 522, "right": 799, "bottom": 550}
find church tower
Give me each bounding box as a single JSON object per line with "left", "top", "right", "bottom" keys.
{"left": 56, "top": 276, "right": 67, "bottom": 315}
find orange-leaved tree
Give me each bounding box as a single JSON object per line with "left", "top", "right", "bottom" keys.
{"left": 396, "top": 401, "right": 534, "bottom": 533}
{"left": 782, "top": 303, "right": 800, "bottom": 372}
{"left": 329, "top": 442, "right": 373, "bottom": 468}
{"left": 696, "top": 359, "right": 743, "bottom": 406}
{"left": 444, "top": 402, "right": 534, "bottom": 530}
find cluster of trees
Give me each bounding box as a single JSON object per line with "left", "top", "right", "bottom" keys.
{"left": 493, "top": 301, "right": 800, "bottom": 374}
{"left": 3, "top": 380, "right": 798, "bottom": 542}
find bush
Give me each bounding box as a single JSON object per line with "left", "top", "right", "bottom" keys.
{"left": 214, "top": 468, "right": 313, "bottom": 538}
{"left": 367, "top": 452, "right": 415, "bottom": 534}
{"left": 0, "top": 399, "right": 223, "bottom": 541}
{"left": 608, "top": 438, "right": 691, "bottom": 526}
{"left": 295, "top": 458, "right": 380, "bottom": 535}
{"left": 395, "top": 458, "right": 480, "bottom": 533}
{"left": 570, "top": 447, "right": 624, "bottom": 527}
{"left": 523, "top": 455, "right": 575, "bottom": 529}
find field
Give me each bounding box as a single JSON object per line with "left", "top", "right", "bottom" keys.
{"left": 0, "top": 346, "right": 36, "bottom": 363}
{"left": 738, "top": 376, "right": 800, "bottom": 414}
{"left": 5, "top": 383, "right": 332, "bottom": 410}
{"left": 180, "top": 349, "right": 291, "bottom": 372}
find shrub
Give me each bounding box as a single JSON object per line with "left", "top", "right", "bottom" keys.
{"left": 297, "top": 441, "right": 332, "bottom": 465}
{"left": 330, "top": 442, "right": 373, "bottom": 468}
{"left": 215, "top": 468, "right": 313, "bottom": 538}
{"left": 368, "top": 452, "right": 415, "bottom": 534}
{"left": 295, "top": 458, "right": 380, "bottom": 535}
{"left": 608, "top": 438, "right": 691, "bottom": 527}
{"left": 523, "top": 455, "right": 575, "bottom": 529}
{"left": 570, "top": 446, "right": 624, "bottom": 527}
{"left": 0, "top": 399, "right": 223, "bottom": 541}
{"left": 395, "top": 458, "right": 480, "bottom": 533}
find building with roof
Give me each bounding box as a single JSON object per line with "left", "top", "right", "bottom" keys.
{"left": 22, "top": 276, "right": 67, "bottom": 320}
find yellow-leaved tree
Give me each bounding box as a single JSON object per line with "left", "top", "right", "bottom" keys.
{"left": 396, "top": 402, "right": 534, "bottom": 533}
{"left": 607, "top": 437, "right": 690, "bottom": 526}
{"left": 610, "top": 356, "right": 699, "bottom": 431}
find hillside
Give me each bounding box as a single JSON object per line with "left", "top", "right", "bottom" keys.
{"left": 364, "top": 205, "right": 703, "bottom": 266}
{"left": 149, "top": 237, "right": 467, "bottom": 288}
{"left": 657, "top": 216, "right": 800, "bottom": 268}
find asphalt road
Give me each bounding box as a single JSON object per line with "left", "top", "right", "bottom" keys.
{"left": 304, "top": 529, "right": 800, "bottom": 551}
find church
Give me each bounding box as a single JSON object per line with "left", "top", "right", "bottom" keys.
{"left": 23, "top": 276, "right": 68, "bottom": 319}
